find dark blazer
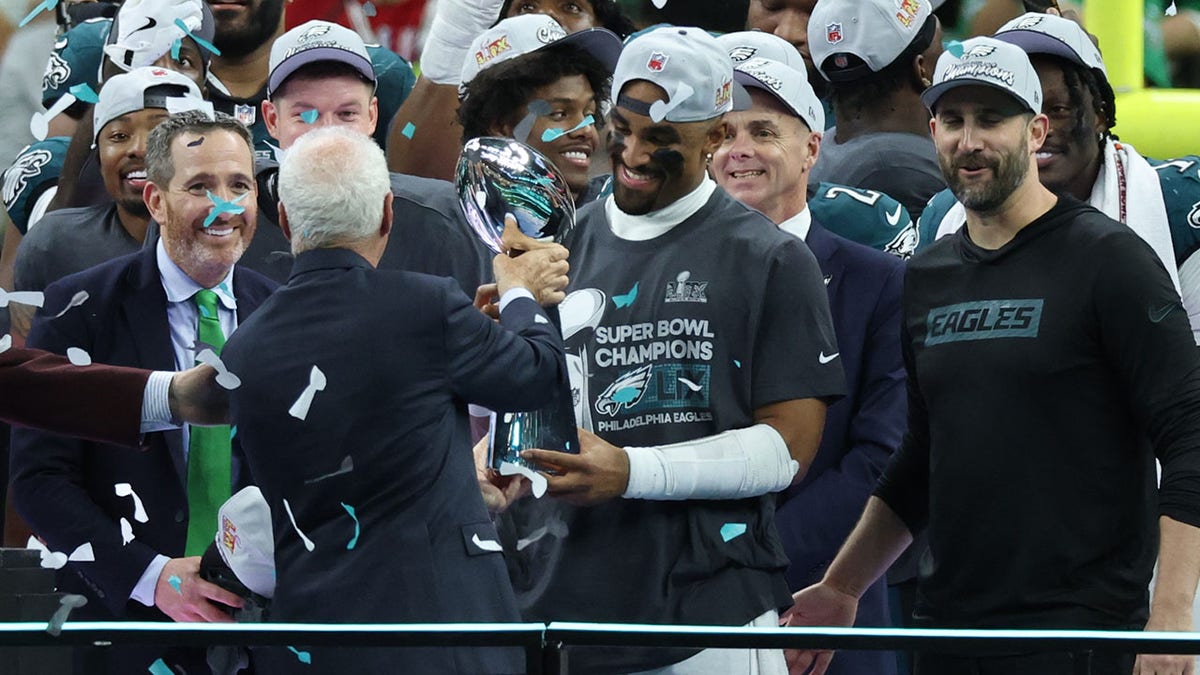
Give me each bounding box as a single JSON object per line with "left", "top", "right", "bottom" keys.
{"left": 222, "top": 247, "right": 566, "bottom": 675}
{"left": 776, "top": 221, "right": 905, "bottom": 675}
{"left": 10, "top": 247, "right": 277, "bottom": 621}
{"left": 0, "top": 348, "right": 148, "bottom": 446}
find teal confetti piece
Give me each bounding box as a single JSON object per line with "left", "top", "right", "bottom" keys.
{"left": 287, "top": 646, "right": 312, "bottom": 664}
{"left": 148, "top": 658, "right": 173, "bottom": 675}
{"left": 541, "top": 114, "right": 596, "bottom": 143}
{"left": 18, "top": 0, "right": 57, "bottom": 28}
{"left": 69, "top": 83, "right": 99, "bottom": 104}
{"left": 341, "top": 502, "right": 360, "bottom": 550}
{"left": 401, "top": 122, "right": 416, "bottom": 139}
{"left": 230, "top": 425, "right": 237, "bottom": 440}
{"left": 167, "top": 575, "right": 182, "bottom": 594}
{"left": 612, "top": 282, "right": 638, "bottom": 309}
{"left": 300, "top": 109, "right": 319, "bottom": 124}
{"left": 171, "top": 38, "right": 182, "bottom": 61}
{"left": 946, "top": 40, "right": 964, "bottom": 58}
{"left": 733, "top": 359, "right": 742, "bottom": 369}
{"left": 720, "top": 522, "right": 747, "bottom": 542}
{"left": 174, "top": 18, "right": 222, "bottom": 56}
{"left": 203, "top": 190, "right": 249, "bottom": 227}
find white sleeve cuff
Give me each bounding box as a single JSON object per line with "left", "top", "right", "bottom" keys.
{"left": 139, "top": 370, "right": 177, "bottom": 433}
{"left": 498, "top": 287, "right": 535, "bottom": 314}
{"left": 130, "top": 554, "right": 170, "bottom": 607}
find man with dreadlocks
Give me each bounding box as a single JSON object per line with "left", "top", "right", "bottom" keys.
{"left": 920, "top": 12, "right": 1200, "bottom": 341}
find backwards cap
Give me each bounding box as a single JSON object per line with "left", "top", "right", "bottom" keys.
{"left": 460, "top": 14, "right": 622, "bottom": 85}
{"left": 612, "top": 25, "right": 744, "bottom": 123}
{"left": 268, "top": 20, "right": 375, "bottom": 98}
{"left": 921, "top": 36, "right": 1043, "bottom": 113}
{"left": 809, "top": 0, "right": 934, "bottom": 82}
{"left": 994, "top": 12, "right": 1106, "bottom": 78}
{"left": 92, "top": 66, "right": 203, "bottom": 142}
{"left": 734, "top": 57, "right": 825, "bottom": 132}
{"left": 215, "top": 486, "right": 275, "bottom": 599}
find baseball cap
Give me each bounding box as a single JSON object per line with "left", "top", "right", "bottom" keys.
{"left": 716, "top": 30, "right": 806, "bottom": 70}
{"left": 809, "top": 0, "right": 934, "bottom": 82}
{"left": 734, "top": 57, "right": 825, "bottom": 132}
{"left": 214, "top": 486, "right": 275, "bottom": 599}
{"left": 268, "top": 20, "right": 375, "bottom": 98}
{"left": 92, "top": 66, "right": 203, "bottom": 142}
{"left": 922, "top": 37, "right": 1043, "bottom": 113}
{"left": 612, "top": 25, "right": 747, "bottom": 123}
{"left": 460, "top": 14, "right": 623, "bottom": 85}
{"left": 42, "top": 18, "right": 109, "bottom": 109}
{"left": 994, "top": 12, "right": 1107, "bottom": 78}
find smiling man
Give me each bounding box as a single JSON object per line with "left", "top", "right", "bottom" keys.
{"left": 497, "top": 26, "right": 844, "bottom": 675}
{"left": 9, "top": 109, "right": 277, "bottom": 674}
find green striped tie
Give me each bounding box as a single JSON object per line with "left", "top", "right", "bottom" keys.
{"left": 184, "top": 289, "right": 232, "bottom": 556}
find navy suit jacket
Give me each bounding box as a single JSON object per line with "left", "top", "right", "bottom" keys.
{"left": 777, "top": 221, "right": 906, "bottom": 675}
{"left": 221, "top": 248, "right": 567, "bottom": 674}
{"left": 10, "top": 247, "right": 277, "bottom": 619}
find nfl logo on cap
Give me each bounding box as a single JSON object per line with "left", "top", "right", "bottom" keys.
{"left": 647, "top": 51, "right": 669, "bottom": 72}
{"left": 826, "top": 22, "right": 844, "bottom": 44}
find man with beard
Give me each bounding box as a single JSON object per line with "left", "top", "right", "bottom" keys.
{"left": 919, "top": 12, "right": 1200, "bottom": 341}
{"left": 9, "top": 110, "right": 277, "bottom": 674}
{"left": 498, "top": 26, "right": 844, "bottom": 674}
{"left": 204, "top": 0, "right": 413, "bottom": 159}
{"left": 783, "top": 38, "right": 1200, "bottom": 675}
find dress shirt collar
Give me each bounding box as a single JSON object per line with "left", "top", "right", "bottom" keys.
{"left": 156, "top": 239, "right": 237, "bottom": 309}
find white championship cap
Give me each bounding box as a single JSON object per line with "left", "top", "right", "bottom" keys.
{"left": 716, "top": 30, "right": 806, "bottom": 70}
{"left": 268, "top": 20, "right": 375, "bottom": 97}
{"left": 994, "top": 12, "right": 1106, "bottom": 78}
{"left": 92, "top": 66, "right": 203, "bottom": 143}
{"left": 809, "top": 0, "right": 934, "bottom": 81}
{"left": 922, "top": 36, "right": 1043, "bottom": 113}
{"left": 460, "top": 14, "right": 622, "bottom": 85}
{"left": 215, "top": 486, "right": 276, "bottom": 599}
{"left": 734, "top": 57, "right": 825, "bottom": 132}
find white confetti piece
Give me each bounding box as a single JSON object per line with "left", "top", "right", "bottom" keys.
{"left": 114, "top": 483, "right": 149, "bottom": 523}
{"left": 195, "top": 348, "right": 241, "bottom": 389}
{"left": 283, "top": 498, "right": 315, "bottom": 552}
{"left": 29, "top": 93, "right": 77, "bottom": 142}
{"left": 53, "top": 290, "right": 88, "bottom": 318}
{"left": 499, "top": 460, "right": 547, "bottom": 498}
{"left": 26, "top": 536, "right": 68, "bottom": 570}
{"left": 66, "top": 347, "right": 91, "bottom": 366}
{"left": 534, "top": 314, "right": 549, "bottom": 325}
{"left": 0, "top": 289, "right": 45, "bottom": 308}
{"left": 67, "top": 542, "right": 94, "bottom": 562}
{"left": 304, "top": 455, "right": 353, "bottom": 485}
{"left": 471, "top": 533, "right": 502, "bottom": 552}
{"left": 119, "top": 517, "right": 134, "bottom": 545}
{"left": 1167, "top": 1, "right": 1178, "bottom": 15}
{"left": 651, "top": 0, "right": 667, "bottom": 7}
{"left": 46, "top": 594, "right": 87, "bottom": 636}
{"left": 0, "top": 334, "right": 11, "bottom": 354}
{"left": 288, "top": 365, "right": 326, "bottom": 421}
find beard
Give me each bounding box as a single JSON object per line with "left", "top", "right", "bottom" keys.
{"left": 941, "top": 144, "right": 1030, "bottom": 214}
{"left": 210, "top": 0, "right": 285, "bottom": 59}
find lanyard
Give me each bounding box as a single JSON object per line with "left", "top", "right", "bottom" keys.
{"left": 1113, "top": 142, "right": 1128, "bottom": 224}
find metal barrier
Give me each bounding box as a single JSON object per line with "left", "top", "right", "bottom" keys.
{"left": 4, "top": 621, "right": 1200, "bottom": 674}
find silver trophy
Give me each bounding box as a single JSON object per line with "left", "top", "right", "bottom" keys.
{"left": 455, "top": 137, "right": 580, "bottom": 476}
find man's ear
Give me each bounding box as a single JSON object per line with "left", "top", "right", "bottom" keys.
{"left": 144, "top": 182, "right": 166, "bottom": 224}
{"left": 262, "top": 99, "right": 280, "bottom": 139}
{"left": 380, "top": 192, "right": 393, "bottom": 239}
{"left": 278, "top": 201, "right": 292, "bottom": 243}
{"left": 1029, "top": 113, "right": 1050, "bottom": 153}
{"left": 703, "top": 120, "right": 727, "bottom": 157}
{"left": 367, "top": 96, "right": 379, "bottom": 137}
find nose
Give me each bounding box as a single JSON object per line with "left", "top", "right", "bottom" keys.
{"left": 618, "top": 134, "right": 653, "bottom": 169}
{"left": 958, "top": 122, "right": 986, "bottom": 153}
{"left": 725, "top": 131, "right": 754, "bottom": 160}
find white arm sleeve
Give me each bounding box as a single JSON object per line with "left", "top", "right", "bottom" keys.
{"left": 419, "top": 0, "right": 506, "bottom": 84}
{"left": 622, "top": 424, "right": 798, "bottom": 500}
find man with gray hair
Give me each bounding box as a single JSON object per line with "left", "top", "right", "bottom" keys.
{"left": 220, "top": 126, "right": 571, "bottom": 674}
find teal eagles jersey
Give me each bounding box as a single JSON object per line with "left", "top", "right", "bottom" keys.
{"left": 3, "top": 138, "right": 69, "bottom": 235}
{"left": 42, "top": 18, "right": 110, "bottom": 108}
{"left": 914, "top": 187, "right": 960, "bottom": 251}
{"left": 809, "top": 182, "right": 917, "bottom": 259}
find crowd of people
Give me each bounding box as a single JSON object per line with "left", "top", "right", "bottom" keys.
{"left": 0, "top": 1, "right": 1199, "bottom": 674}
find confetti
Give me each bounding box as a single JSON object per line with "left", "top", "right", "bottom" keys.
{"left": 171, "top": 38, "right": 183, "bottom": 61}
{"left": 471, "top": 532, "right": 502, "bottom": 552}
{"left": 946, "top": 40, "right": 964, "bottom": 58}
{"left": 541, "top": 114, "right": 596, "bottom": 143}
{"left": 304, "top": 455, "right": 354, "bottom": 484}
{"left": 174, "top": 18, "right": 222, "bottom": 55}
{"left": 0, "top": 288, "right": 46, "bottom": 308}
{"left": 52, "top": 290, "right": 88, "bottom": 318}
{"left": 515, "top": 517, "right": 568, "bottom": 550}
{"left": 148, "top": 658, "right": 173, "bottom": 675}
{"left": 69, "top": 83, "right": 99, "bottom": 104}
{"left": 0, "top": 335, "right": 9, "bottom": 354}
{"left": 649, "top": 82, "right": 694, "bottom": 123}
{"left": 720, "top": 522, "right": 747, "bottom": 542}
{"left": 401, "top": 121, "right": 416, "bottom": 139}
{"left": 30, "top": 93, "right": 77, "bottom": 141}
{"left": 26, "top": 537, "right": 68, "bottom": 569}
{"left": 288, "top": 365, "right": 327, "bottom": 421}
{"left": 362, "top": 1, "right": 377, "bottom": 17}
{"left": 300, "top": 109, "right": 319, "bottom": 124}
{"left": 283, "top": 498, "right": 315, "bottom": 552}
{"left": 203, "top": 190, "right": 249, "bottom": 228}
{"left": 187, "top": 136, "right": 204, "bottom": 147}
{"left": 67, "top": 347, "right": 92, "bottom": 366}
{"left": 115, "top": 483, "right": 150, "bottom": 523}
{"left": 18, "top": 0, "right": 58, "bottom": 28}
{"left": 651, "top": 0, "right": 668, "bottom": 6}
{"left": 120, "top": 517, "right": 135, "bottom": 545}
{"left": 195, "top": 348, "right": 241, "bottom": 389}
{"left": 733, "top": 359, "right": 741, "bottom": 368}
{"left": 1167, "top": 1, "right": 1178, "bottom": 15}
{"left": 499, "top": 460, "right": 547, "bottom": 498}
{"left": 46, "top": 594, "right": 87, "bottom": 636}
{"left": 168, "top": 575, "right": 183, "bottom": 595}
{"left": 230, "top": 426, "right": 237, "bottom": 440}
{"left": 68, "top": 542, "right": 94, "bottom": 562}
{"left": 341, "top": 503, "right": 360, "bottom": 550}
{"left": 612, "top": 282, "right": 638, "bottom": 309}
{"left": 534, "top": 314, "right": 549, "bottom": 325}
{"left": 513, "top": 99, "right": 551, "bottom": 143}
{"left": 287, "top": 646, "right": 312, "bottom": 664}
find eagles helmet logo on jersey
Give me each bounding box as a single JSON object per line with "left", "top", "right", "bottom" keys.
{"left": 42, "top": 52, "right": 71, "bottom": 93}
{"left": 1189, "top": 200, "right": 1200, "bottom": 229}
{"left": 885, "top": 221, "right": 919, "bottom": 259}
{"left": 595, "top": 364, "right": 653, "bottom": 416}
{"left": 3, "top": 148, "right": 52, "bottom": 211}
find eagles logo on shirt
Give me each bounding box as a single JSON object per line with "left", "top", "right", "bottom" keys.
{"left": 885, "top": 221, "right": 919, "bottom": 259}
{"left": 595, "top": 364, "right": 653, "bottom": 416}
{"left": 3, "top": 148, "right": 53, "bottom": 211}
{"left": 42, "top": 52, "right": 71, "bottom": 93}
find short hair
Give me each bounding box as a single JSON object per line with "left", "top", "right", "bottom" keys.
{"left": 497, "top": 0, "right": 636, "bottom": 37}
{"left": 457, "top": 44, "right": 611, "bottom": 143}
{"left": 271, "top": 60, "right": 375, "bottom": 101}
{"left": 145, "top": 110, "right": 254, "bottom": 186}
{"left": 826, "top": 15, "right": 937, "bottom": 119}
{"left": 1032, "top": 54, "right": 1119, "bottom": 149}
{"left": 277, "top": 126, "right": 390, "bottom": 254}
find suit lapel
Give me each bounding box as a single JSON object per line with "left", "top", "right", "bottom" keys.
{"left": 807, "top": 221, "right": 844, "bottom": 300}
